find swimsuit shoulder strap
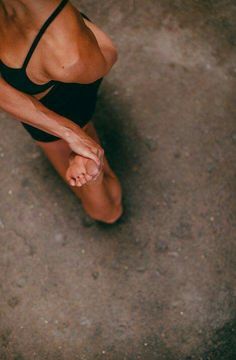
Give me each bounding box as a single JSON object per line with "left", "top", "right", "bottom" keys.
{"left": 22, "top": 0, "right": 68, "bottom": 69}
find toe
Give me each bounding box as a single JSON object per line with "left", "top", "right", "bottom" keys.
{"left": 76, "top": 178, "right": 82, "bottom": 187}
{"left": 69, "top": 178, "right": 76, "bottom": 186}
{"left": 79, "top": 174, "right": 87, "bottom": 185}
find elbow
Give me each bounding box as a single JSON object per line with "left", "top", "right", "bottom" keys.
{"left": 112, "top": 46, "right": 118, "bottom": 65}
{"left": 107, "top": 44, "right": 119, "bottom": 66}
{"left": 101, "top": 45, "right": 119, "bottom": 75}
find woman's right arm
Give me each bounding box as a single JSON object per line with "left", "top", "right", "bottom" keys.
{"left": 0, "top": 76, "right": 104, "bottom": 166}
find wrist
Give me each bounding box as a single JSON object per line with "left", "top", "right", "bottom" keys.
{"left": 60, "top": 124, "right": 83, "bottom": 144}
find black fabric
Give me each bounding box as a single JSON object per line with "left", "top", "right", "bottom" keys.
{"left": 21, "top": 77, "right": 103, "bottom": 142}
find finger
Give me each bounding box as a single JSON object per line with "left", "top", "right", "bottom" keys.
{"left": 89, "top": 167, "right": 103, "bottom": 183}
{"left": 97, "top": 148, "right": 104, "bottom": 163}
{"left": 85, "top": 146, "right": 104, "bottom": 166}
{"left": 82, "top": 149, "right": 100, "bottom": 167}
{"left": 84, "top": 173, "right": 93, "bottom": 182}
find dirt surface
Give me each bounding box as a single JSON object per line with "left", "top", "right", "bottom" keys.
{"left": 0, "top": 1, "right": 236, "bottom": 359}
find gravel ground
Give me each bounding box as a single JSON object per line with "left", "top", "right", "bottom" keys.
{"left": 0, "top": 1, "right": 236, "bottom": 359}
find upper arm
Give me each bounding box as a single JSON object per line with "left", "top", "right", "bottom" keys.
{"left": 0, "top": 75, "right": 36, "bottom": 120}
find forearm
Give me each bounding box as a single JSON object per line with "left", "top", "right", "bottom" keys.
{"left": 0, "top": 77, "right": 83, "bottom": 142}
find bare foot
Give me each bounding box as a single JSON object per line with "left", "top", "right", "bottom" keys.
{"left": 66, "top": 152, "right": 103, "bottom": 187}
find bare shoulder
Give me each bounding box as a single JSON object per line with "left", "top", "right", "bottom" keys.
{"left": 43, "top": 2, "right": 89, "bottom": 77}
{"left": 42, "top": 1, "right": 114, "bottom": 83}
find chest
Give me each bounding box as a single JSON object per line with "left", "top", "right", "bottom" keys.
{"left": 0, "top": 16, "right": 80, "bottom": 98}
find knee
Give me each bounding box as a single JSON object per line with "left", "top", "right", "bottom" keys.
{"left": 88, "top": 202, "right": 123, "bottom": 224}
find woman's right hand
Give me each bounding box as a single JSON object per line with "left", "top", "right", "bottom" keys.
{"left": 65, "top": 127, "right": 104, "bottom": 173}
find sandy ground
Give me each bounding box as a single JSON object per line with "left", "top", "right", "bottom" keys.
{"left": 0, "top": 0, "right": 236, "bottom": 359}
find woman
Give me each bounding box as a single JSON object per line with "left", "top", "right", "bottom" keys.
{"left": 0, "top": 0, "right": 123, "bottom": 224}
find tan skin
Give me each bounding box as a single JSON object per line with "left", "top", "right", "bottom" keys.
{"left": 0, "top": 0, "right": 123, "bottom": 223}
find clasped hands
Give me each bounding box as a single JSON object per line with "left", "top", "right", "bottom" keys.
{"left": 66, "top": 151, "right": 104, "bottom": 187}
{"left": 64, "top": 125, "right": 105, "bottom": 187}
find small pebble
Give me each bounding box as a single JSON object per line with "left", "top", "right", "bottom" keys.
{"left": 132, "top": 165, "right": 140, "bottom": 172}
{"left": 21, "top": 178, "right": 30, "bottom": 188}
{"left": 82, "top": 215, "right": 96, "bottom": 227}
{"left": 8, "top": 190, "right": 13, "bottom": 195}
{"left": 54, "top": 233, "right": 67, "bottom": 246}
{"left": 155, "top": 270, "right": 161, "bottom": 277}
{"left": 136, "top": 266, "right": 147, "bottom": 273}
{"left": 81, "top": 249, "right": 85, "bottom": 254}
{"left": 0, "top": 218, "right": 5, "bottom": 229}
{"left": 8, "top": 296, "right": 20, "bottom": 308}
{"left": 80, "top": 317, "right": 91, "bottom": 326}
{"left": 92, "top": 271, "right": 99, "bottom": 280}
{"left": 156, "top": 241, "right": 169, "bottom": 252}
{"left": 134, "top": 237, "right": 149, "bottom": 249}
{"left": 111, "top": 260, "right": 119, "bottom": 270}
{"left": 207, "top": 164, "right": 215, "bottom": 173}
{"left": 16, "top": 277, "right": 27, "bottom": 288}
{"left": 232, "top": 133, "right": 236, "bottom": 142}
{"left": 174, "top": 152, "right": 181, "bottom": 159}
{"left": 168, "top": 251, "right": 179, "bottom": 258}
{"left": 31, "top": 152, "right": 41, "bottom": 159}
{"left": 144, "top": 137, "right": 158, "bottom": 152}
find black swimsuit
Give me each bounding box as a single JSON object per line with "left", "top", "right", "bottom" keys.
{"left": 0, "top": 0, "right": 103, "bottom": 142}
